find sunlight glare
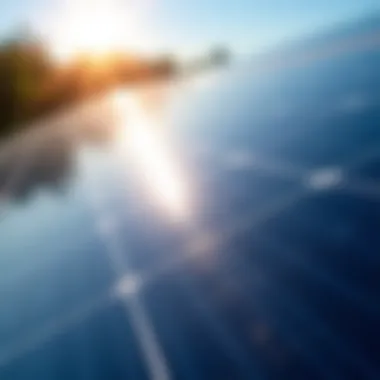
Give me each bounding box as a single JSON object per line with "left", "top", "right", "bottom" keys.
{"left": 48, "top": 0, "right": 147, "bottom": 62}
{"left": 112, "top": 91, "right": 190, "bottom": 221}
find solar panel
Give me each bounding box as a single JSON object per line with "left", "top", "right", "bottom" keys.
{"left": 0, "top": 17, "right": 379, "bottom": 380}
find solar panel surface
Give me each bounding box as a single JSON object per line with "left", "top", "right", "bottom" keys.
{"left": 0, "top": 17, "right": 379, "bottom": 380}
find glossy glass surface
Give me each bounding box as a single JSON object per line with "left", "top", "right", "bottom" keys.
{"left": 0, "top": 20, "right": 379, "bottom": 380}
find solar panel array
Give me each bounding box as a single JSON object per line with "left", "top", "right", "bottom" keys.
{"left": 0, "top": 23, "right": 379, "bottom": 380}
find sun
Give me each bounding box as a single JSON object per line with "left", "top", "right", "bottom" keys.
{"left": 47, "top": 0, "right": 147, "bottom": 62}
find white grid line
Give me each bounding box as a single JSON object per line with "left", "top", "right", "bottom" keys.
{"left": 0, "top": 289, "right": 115, "bottom": 369}
{"left": 87, "top": 167, "right": 171, "bottom": 380}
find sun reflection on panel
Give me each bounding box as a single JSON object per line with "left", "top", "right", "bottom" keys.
{"left": 111, "top": 90, "right": 191, "bottom": 221}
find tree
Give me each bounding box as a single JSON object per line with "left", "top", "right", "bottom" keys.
{"left": 0, "top": 30, "right": 51, "bottom": 137}
{"left": 209, "top": 46, "right": 231, "bottom": 66}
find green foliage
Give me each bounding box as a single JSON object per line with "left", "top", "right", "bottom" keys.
{"left": 0, "top": 31, "right": 179, "bottom": 141}
{"left": 0, "top": 36, "right": 51, "bottom": 138}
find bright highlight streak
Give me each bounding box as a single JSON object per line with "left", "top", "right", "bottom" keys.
{"left": 112, "top": 91, "right": 190, "bottom": 221}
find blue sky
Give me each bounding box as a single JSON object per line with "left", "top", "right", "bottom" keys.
{"left": 148, "top": 0, "right": 379, "bottom": 54}
{"left": 0, "top": 0, "right": 378, "bottom": 55}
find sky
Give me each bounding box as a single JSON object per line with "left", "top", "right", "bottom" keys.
{"left": 0, "top": 0, "right": 378, "bottom": 57}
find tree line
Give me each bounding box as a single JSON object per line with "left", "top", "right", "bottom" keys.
{"left": 0, "top": 32, "right": 177, "bottom": 140}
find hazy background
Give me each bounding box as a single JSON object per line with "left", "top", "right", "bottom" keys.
{"left": 1, "top": 0, "right": 378, "bottom": 56}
